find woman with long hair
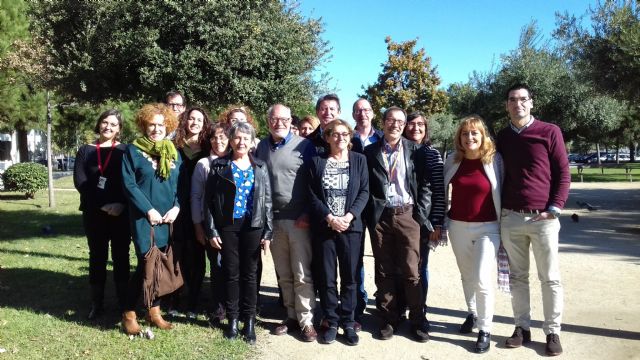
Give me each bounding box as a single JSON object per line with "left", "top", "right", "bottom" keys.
{"left": 444, "top": 115, "right": 504, "bottom": 353}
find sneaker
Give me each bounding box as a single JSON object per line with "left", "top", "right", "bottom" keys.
{"left": 343, "top": 327, "right": 359, "bottom": 346}
{"left": 379, "top": 323, "right": 394, "bottom": 340}
{"left": 321, "top": 326, "right": 337, "bottom": 344}
{"left": 459, "top": 313, "right": 476, "bottom": 334}
{"left": 301, "top": 324, "right": 318, "bottom": 342}
{"left": 411, "top": 322, "right": 430, "bottom": 343}
{"left": 505, "top": 326, "right": 532, "bottom": 348}
{"left": 545, "top": 333, "right": 563, "bottom": 356}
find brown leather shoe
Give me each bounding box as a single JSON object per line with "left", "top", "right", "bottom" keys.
{"left": 146, "top": 306, "right": 173, "bottom": 330}
{"left": 274, "top": 318, "right": 298, "bottom": 335}
{"left": 505, "top": 326, "right": 531, "bottom": 348}
{"left": 301, "top": 324, "right": 318, "bottom": 342}
{"left": 122, "top": 311, "right": 141, "bottom": 335}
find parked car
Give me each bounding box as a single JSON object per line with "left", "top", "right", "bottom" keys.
{"left": 57, "top": 157, "right": 75, "bottom": 171}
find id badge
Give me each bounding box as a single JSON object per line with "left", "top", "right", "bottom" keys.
{"left": 388, "top": 183, "right": 397, "bottom": 197}
{"left": 97, "top": 176, "right": 107, "bottom": 189}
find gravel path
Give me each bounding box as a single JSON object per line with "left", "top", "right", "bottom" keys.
{"left": 253, "top": 182, "right": 640, "bottom": 359}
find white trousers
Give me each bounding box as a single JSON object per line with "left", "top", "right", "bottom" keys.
{"left": 448, "top": 218, "right": 500, "bottom": 332}
{"left": 500, "top": 209, "right": 563, "bottom": 335}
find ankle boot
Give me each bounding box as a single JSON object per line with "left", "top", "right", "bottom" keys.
{"left": 146, "top": 306, "right": 173, "bottom": 330}
{"left": 122, "top": 311, "right": 141, "bottom": 335}
{"left": 243, "top": 317, "right": 256, "bottom": 345}
{"left": 88, "top": 284, "right": 105, "bottom": 320}
{"left": 115, "top": 282, "right": 128, "bottom": 313}
{"left": 225, "top": 318, "right": 239, "bottom": 339}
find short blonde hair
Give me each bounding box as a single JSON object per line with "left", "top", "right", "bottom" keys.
{"left": 299, "top": 115, "right": 320, "bottom": 130}
{"left": 135, "top": 103, "right": 178, "bottom": 135}
{"left": 453, "top": 114, "right": 496, "bottom": 164}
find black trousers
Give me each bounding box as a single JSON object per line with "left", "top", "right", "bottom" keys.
{"left": 82, "top": 208, "right": 131, "bottom": 285}
{"left": 205, "top": 246, "right": 225, "bottom": 310}
{"left": 220, "top": 217, "right": 262, "bottom": 319}
{"left": 125, "top": 253, "right": 162, "bottom": 310}
{"left": 318, "top": 230, "right": 362, "bottom": 329}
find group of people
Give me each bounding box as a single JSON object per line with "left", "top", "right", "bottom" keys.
{"left": 73, "top": 83, "right": 569, "bottom": 356}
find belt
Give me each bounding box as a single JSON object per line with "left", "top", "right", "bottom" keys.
{"left": 383, "top": 204, "right": 413, "bottom": 215}
{"left": 505, "top": 208, "right": 543, "bottom": 215}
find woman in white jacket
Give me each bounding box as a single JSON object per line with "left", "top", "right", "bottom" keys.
{"left": 444, "top": 115, "right": 503, "bottom": 353}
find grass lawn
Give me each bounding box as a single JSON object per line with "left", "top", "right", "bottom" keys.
{"left": 571, "top": 163, "right": 640, "bottom": 182}
{"left": 0, "top": 178, "right": 251, "bottom": 359}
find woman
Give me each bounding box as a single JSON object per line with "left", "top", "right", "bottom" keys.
{"left": 444, "top": 115, "right": 503, "bottom": 353}
{"left": 121, "top": 103, "right": 182, "bottom": 334}
{"left": 205, "top": 122, "right": 272, "bottom": 345}
{"left": 307, "top": 119, "right": 369, "bottom": 346}
{"left": 298, "top": 115, "right": 320, "bottom": 138}
{"left": 172, "top": 106, "right": 212, "bottom": 319}
{"left": 403, "top": 111, "right": 445, "bottom": 322}
{"left": 217, "top": 105, "right": 260, "bottom": 149}
{"left": 74, "top": 109, "right": 131, "bottom": 320}
{"left": 191, "top": 123, "right": 229, "bottom": 325}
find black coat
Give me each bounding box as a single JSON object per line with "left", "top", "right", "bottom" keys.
{"left": 363, "top": 137, "right": 432, "bottom": 234}
{"left": 307, "top": 151, "right": 370, "bottom": 236}
{"left": 205, "top": 155, "right": 273, "bottom": 240}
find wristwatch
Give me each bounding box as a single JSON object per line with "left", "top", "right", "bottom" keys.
{"left": 548, "top": 208, "right": 561, "bottom": 218}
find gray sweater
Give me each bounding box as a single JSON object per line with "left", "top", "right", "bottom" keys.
{"left": 254, "top": 134, "right": 316, "bottom": 220}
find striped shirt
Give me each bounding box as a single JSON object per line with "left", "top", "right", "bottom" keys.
{"left": 423, "top": 145, "right": 446, "bottom": 227}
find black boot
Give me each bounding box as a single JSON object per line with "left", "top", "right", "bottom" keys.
{"left": 243, "top": 317, "right": 256, "bottom": 345}
{"left": 225, "top": 318, "right": 239, "bottom": 339}
{"left": 87, "top": 284, "right": 104, "bottom": 320}
{"left": 115, "top": 282, "right": 128, "bottom": 313}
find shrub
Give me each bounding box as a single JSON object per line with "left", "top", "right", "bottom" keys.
{"left": 2, "top": 162, "right": 48, "bottom": 198}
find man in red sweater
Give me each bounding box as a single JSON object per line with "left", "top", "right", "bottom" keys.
{"left": 496, "top": 83, "right": 570, "bottom": 357}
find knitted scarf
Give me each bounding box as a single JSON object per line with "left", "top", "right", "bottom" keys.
{"left": 133, "top": 136, "right": 178, "bottom": 180}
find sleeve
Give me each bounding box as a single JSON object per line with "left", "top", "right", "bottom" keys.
{"left": 346, "top": 154, "right": 369, "bottom": 219}
{"left": 307, "top": 158, "right": 332, "bottom": 221}
{"left": 174, "top": 153, "right": 184, "bottom": 209}
{"left": 414, "top": 147, "right": 433, "bottom": 231}
{"left": 73, "top": 146, "right": 87, "bottom": 194}
{"left": 121, "top": 146, "right": 154, "bottom": 215}
{"left": 190, "top": 160, "right": 207, "bottom": 224}
{"left": 424, "top": 147, "right": 446, "bottom": 227}
{"left": 548, "top": 126, "right": 571, "bottom": 209}
{"left": 204, "top": 168, "right": 220, "bottom": 238}
{"left": 261, "top": 166, "right": 273, "bottom": 240}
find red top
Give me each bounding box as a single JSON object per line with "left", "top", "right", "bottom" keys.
{"left": 448, "top": 158, "right": 497, "bottom": 222}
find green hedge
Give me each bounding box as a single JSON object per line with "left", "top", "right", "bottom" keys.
{"left": 2, "top": 162, "right": 48, "bottom": 198}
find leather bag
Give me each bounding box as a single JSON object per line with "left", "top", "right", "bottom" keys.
{"left": 142, "top": 225, "right": 183, "bottom": 308}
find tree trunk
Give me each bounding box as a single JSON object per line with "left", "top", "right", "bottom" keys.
{"left": 16, "top": 127, "right": 29, "bottom": 163}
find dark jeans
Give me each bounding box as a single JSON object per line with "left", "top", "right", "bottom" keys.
{"left": 419, "top": 235, "right": 430, "bottom": 314}
{"left": 371, "top": 207, "right": 422, "bottom": 325}
{"left": 318, "top": 231, "right": 362, "bottom": 329}
{"left": 355, "top": 230, "right": 368, "bottom": 320}
{"left": 82, "top": 208, "right": 131, "bottom": 285}
{"left": 221, "top": 217, "right": 262, "bottom": 319}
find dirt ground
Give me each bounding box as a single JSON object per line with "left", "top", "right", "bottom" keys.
{"left": 253, "top": 182, "right": 640, "bottom": 359}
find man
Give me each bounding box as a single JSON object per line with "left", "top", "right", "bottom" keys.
{"left": 165, "top": 90, "right": 186, "bottom": 116}
{"left": 254, "top": 104, "right": 318, "bottom": 342}
{"left": 307, "top": 94, "right": 341, "bottom": 154}
{"left": 350, "top": 98, "right": 383, "bottom": 329}
{"left": 497, "top": 83, "right": 570, "bottom": 357}
{"left": 364, "top": 106, "right": 432, "bottom": 342}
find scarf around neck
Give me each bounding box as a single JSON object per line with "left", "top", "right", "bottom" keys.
{"left": 133, "top": 136, "right": 178, "bottom": 180}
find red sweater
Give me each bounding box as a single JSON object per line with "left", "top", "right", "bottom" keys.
{"left": 497, "top": 119, "right": 570, "bottom": 211}
{"left": 448, "top": 159, "right": 497, "bottom": 222}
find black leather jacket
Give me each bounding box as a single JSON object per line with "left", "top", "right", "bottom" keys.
{"left": 204, "top": 155, "right": 273, "bottom": 240}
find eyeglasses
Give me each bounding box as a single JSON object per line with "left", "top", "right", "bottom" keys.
{"left": 269, "top": 117, "right": 291, "bottom": 125}
{"left": 507, "top": 97, "right": 531, "bottom": 104}
{"left": 385, "top": 118, "right": 405, "bottom": 126}
{"left": 407, "top": 122, "right": 425, "bottom": 128}
{"left": 331, "top": 132, "right": 351, "bottom": 139}
{"left": 167, "top": 103, "right": 185, "bottom": 108}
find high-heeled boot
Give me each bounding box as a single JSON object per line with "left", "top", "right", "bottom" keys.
{"left": 121, "top": 311, "right": 141, "bottom": 335}
{"left": 225, "top": 318, "right": 239, "bottom": 339}
{"left": 146, "top": 306, "right": 173, "bottom": 330}
{"left": 243, "top": 317, "right": 256, "bottom": 345}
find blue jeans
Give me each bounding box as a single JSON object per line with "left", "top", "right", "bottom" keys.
{"left": 420, "top": 238, "right": 430, "bottom": 314}
{"left": 355, "top": 231, "right": 367, "bottom": 321}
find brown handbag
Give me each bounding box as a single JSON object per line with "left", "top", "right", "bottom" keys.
{"left": 142, "top": 225, "right": 184, "bottom": 308}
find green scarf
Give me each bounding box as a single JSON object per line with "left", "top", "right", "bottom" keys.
{"left": 133, "top": 136, "right": 178, "bottom": 180}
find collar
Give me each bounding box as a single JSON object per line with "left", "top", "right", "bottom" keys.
{"left": 383, "top": 138, "right": 402, "bottom": 153}
{"left": 269, "top": 131, "right": 293, "bottom": 150}
{"left": 510, "top": 116, "right": 535, "bottom": 134}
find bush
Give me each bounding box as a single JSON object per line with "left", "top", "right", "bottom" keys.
{"left": 2, "top": 162, "right": 48, "bottom": 198}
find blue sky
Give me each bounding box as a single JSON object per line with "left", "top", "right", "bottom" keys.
{"left": 297, "top": 0, "right": 595, "bottom": 114}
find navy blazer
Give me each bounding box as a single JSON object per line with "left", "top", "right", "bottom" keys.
{"left": 307, "top": 151, "right": 370, "bottom": 235}
{"left": 363, "top": 137, "right": 432, "bottom": 234}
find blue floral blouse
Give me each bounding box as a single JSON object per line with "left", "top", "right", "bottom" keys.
{"left": 231, "top": 162, "right": 255, "bottom": 219}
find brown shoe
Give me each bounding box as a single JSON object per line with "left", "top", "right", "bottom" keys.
{"left": 545, "top": 333, "right": 563, "bottom": 356}
{"left": 146, "top": 306, "right": 173, "bottom": 330}
{"left": 121, "top": 311, "right": 141, "bottom": 335}
{"left": 274, "top": 318, "right": 298, "bottom": 336}
{"left": 505, "top": 326, "right": 531, "bottom": 348}
{"left": 301, "top": 324, "right": 318, "bottom": 342}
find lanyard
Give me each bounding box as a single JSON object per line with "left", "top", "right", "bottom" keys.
{"left": 382, "top": 141, "right": 402, "bottom": 183}
{"left": 96, "top": 141, "right": 116, "bottom": 176}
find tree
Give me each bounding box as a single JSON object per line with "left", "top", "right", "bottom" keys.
{"left": 428, "top": 112, "right": 457, "bottom": 157}
{"left": 361, "top": 36, "right": 448, "bottom": 127}
{"left": 28, "top": 0, "right": 329, "bottom": 121}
